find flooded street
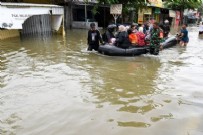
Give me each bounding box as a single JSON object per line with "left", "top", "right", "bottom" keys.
{"left": 1, "top": 27, "right": 203, "bottom": 135}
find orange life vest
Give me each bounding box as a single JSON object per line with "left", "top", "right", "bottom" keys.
{"left": 129, "top": 33, "right": 138, "bottom": 44}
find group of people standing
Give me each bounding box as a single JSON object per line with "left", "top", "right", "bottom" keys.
{"left": 87, "top": 19, "right": 189, "bottom": 55}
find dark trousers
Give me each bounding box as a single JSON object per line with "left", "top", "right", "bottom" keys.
{"left": 150, "top": 46, "right": 160, "bottom": 55}
{"left": 87, "top": 44, "right": 99, "bottom": 51}
{"left": 164, "top": 31, "right": 169, "bottom": 38}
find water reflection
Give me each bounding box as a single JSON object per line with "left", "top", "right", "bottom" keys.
{"left": 88, "top": 57, "right": 161, "bottom": 104}
{"left": 118, "top": 121, "right": 151, "bottom": 127}
{"left": 199, "top": 34, "right": 203, "bottom": 39}
{"left": 82, "top": 55, "right": 167, "bottom": 128}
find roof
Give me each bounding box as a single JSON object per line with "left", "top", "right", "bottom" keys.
{"left": 0, "top": 2, "right": 63, "bottom": 8}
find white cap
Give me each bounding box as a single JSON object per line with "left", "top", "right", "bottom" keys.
{"left": 164, "top": 20, "right": 169, "bottom": 23}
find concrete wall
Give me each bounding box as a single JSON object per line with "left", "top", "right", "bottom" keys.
{"left": 0, "top": 30, "right": 19, "bottom": 40}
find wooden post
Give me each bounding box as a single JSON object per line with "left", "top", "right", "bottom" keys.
{"left": 62, "top": 14, "right": 65, "bottom": 36}
{"left": 104, "top": 7, "right": 106, "bottom": 28}
{"left": 85, "top": 3, "right": 87, "bottom": 22}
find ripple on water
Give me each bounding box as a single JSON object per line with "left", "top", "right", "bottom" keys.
{"left": 0, "top": 113, "right": 22, "bottom": 135}
{"left": 117, "top": 121, "right": 151, "bottom": 128}
{"left": 150, "top": 113, "right": 174, "bottom": 122}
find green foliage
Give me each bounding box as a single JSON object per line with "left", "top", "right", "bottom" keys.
{"left": 92, "top": 4, "right": 99, "bottom": 15}
{"left": 88, "top": 0, "right": 202, "bottom": 13}
{"left": 164, "top": 0, "right": 203, "bottom": 10}
{"left": 97, "top": 0, "right": 149, "bottom": 14}
{"left": 198, "top": 4, "right": 203, "bottom": 15}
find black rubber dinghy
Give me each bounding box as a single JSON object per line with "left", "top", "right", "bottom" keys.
{"left": 98, "top": 45, "right": 148, "bottom": 56}
{"left": 161, "top": 36, "right": 178, "bottom": 49}
{"left": 98, "top": 36, "right": 178, "bottom": 56}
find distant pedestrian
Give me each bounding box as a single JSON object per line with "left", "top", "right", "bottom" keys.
{"left": 199, "top": 22, "right": 203, "bottom": 35}
{"left": 87, "top": 23, "right": 103, "bottom": 51}
{"left": 179, "top": 24, "right": 189, "bottom": 47}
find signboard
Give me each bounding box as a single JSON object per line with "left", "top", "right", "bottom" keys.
{"left": 148, "top": 0, "right": 163, "bottom": 8}
{"left": 169, "top": 10, "right": 176, "bottom": 17}
{"left": 0, "top": 4, "right": 63, "bottom": 30}
{"left": 0, "top": 6, "right": 47, "bottom": 29}
{"left": 143, "top": 8, "right": 152, "bottom": 15}
{"left": 110, "top": 4, "right": 122, "bottom": 14}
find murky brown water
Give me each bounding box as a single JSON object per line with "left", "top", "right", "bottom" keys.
{"left": 1, "top": 27, "right": 203, "bottom": 135}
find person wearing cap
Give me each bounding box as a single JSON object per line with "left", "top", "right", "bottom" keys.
{"left": 162, "top": 19, "right": 170, "bottom": 38}
{"left": 87, "top": 23, "right": 103, "bottom": 51}
{"left": 149, "top": 22, "right": 163, "bottom": 55}
{"left": 102, "top": 24, "right": 116, "bottom": 44}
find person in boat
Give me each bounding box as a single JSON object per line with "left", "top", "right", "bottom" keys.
{"left": 102, "top": 24, "right": 117, "bottom": 44}
{"left": 144, "top": 22, "right": 151, "bottom": 45}
{"left": 149, "top": 20, "right": 154, "bottom": 32}
{"left": 128, "top": 29, "right": 138, "bottom": 46}
{"left": 115, "top": 25, "right": 131, "bottom": 49}
{"left": 179, "top": 24, "right": 189, "bottom": 47}
{"left": 136, "top": 31, "right": 146, "bottom": 47}
{"left": 128, "top": 23, "right": 139, "bottom": 46}
{"left": 130, "top": 23, "right": 138, "bottom": 33}
{"left": 162, "top": 19, "right": 171, "bottom": 38}
{"left": 138, "top": 24, "right": 144, "bottom": 33}
{"left": 149, "top": 22, "right": 164, "bottom": 55}
{"left": 143, "top": 21, "right": 150, "bottom": 35}
{"left": 135, "top": 24, "right": 146, "bottom": 46}
{"left": 87, "top": 23, "right": 103, "bottom": 51}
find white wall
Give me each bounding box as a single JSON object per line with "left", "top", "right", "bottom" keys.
{"left": 0, "top": 4, "right": 63, "bottom": 30}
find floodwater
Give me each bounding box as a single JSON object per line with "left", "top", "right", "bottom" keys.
{"left": 0, "top": 27, "right": 203, "bottom": 135}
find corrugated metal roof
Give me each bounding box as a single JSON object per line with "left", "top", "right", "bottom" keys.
{"left": 52, "top": 7, "right": 64, "bottom": 14}
{"left": 0, "top": 2, "right": 63, "bottom": 8}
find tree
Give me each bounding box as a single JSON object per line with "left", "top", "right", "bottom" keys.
{"left": 164, "top": 0, "right": 202, "bottom": 10}
{"left": 164, "top": 0, "right": 203, "bottom": 24}
{"left": 198, "top": 3, "right": 203, "bottom": 15}
{"left": 97, "top": 0, "right": 148, "bottom": 11}
{"left": 96, "top": 0, "right": 150, "bottom": 23}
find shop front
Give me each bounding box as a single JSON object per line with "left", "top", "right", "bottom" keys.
{"left": 138, "top": 0, "right": 164, "bottom": 24}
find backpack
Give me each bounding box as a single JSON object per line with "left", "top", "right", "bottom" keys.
{"left": 136, "top": 32, "right": 145, "bottom": 46}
